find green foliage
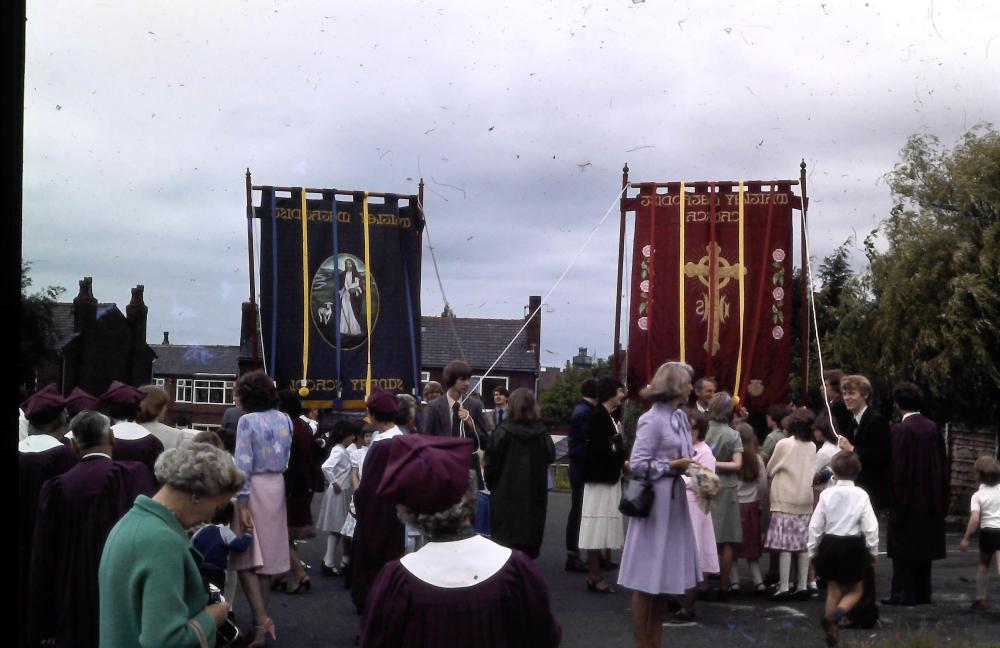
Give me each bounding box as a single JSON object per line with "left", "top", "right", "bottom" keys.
{"left": 20, "top": 262, "right": 65, "bottom": 391}
{"left": 807, "top": 125, "right": 1000, "bottom": 425}
{"left": 538, "top": 355, "right": 612, "bottom": 429}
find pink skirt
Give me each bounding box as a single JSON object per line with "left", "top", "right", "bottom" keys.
{"left": 230, "top": 473, "right": 291, "bottom": 575}
{"left": 687, "top": 491, "right": 719, "bottom": 574}
{"left": 764, "top": 511, "right": 810, "bottom": 553}
{"left": 734, "top": 502, "right": 763, "bottom": 560}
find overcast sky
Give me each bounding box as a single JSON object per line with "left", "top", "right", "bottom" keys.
{"left": 23, "top": 0, "right": 1000, "bottom": 369}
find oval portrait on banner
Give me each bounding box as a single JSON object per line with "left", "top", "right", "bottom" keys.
{"left": 310, "top": 254, "right": 380, "bottom": 351}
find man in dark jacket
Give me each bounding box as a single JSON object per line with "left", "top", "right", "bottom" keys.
{"left": 564, "top": 378, "right": 598, "bottom": 572}
{"left": 837, "top": 374, "right": 891, "bottom": 513}
{"left": 882, "top": 382, "right": 949, "bottom": 606}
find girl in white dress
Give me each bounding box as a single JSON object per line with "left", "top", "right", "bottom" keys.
{"left": 318, "top": 424, "right": 357, "bottom": 574}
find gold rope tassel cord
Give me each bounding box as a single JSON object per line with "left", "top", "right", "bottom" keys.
{"left": 363, "top": 193, "right": 374, "bottom": 398}
{"left": 733, "top": 182, "right": 746, "bottom": 399}
{"left": 678, "top": 182, "right": 686, "bottom": 363}
{"left": 300, "top": 190, "right": 310, "bottom": 390}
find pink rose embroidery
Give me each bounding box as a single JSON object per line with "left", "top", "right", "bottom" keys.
{"left": 772, "top": 287, "right": 784, "bottom": 301}
{"left": 642, "top": 244, "right": 652, "bottom": 258}
{"left": 772, "top": 248, "right": 786, "bottom": 262}
{"left": 638, "top": 317, "right": 648, "bottom": 331}
{"left": 772, "top": 326, "right": 784, "bottom": 340}
{"left": 640, "top": 280, "right": 650, "bottom": 293}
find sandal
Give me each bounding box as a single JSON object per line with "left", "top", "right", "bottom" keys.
{"left": 586, "top": 577, "right": 616, "bottom": 594}
{"left": 247, "top": 618, "right": 277, "bottom": 647}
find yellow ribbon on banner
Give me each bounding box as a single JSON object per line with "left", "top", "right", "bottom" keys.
{"left": 678, "top": 182, "right": 686, "bottom": 363}
{"left": 733, "top": 182, "right": 746, "bottom": 397}
{"left": 300, "top": 189, "right": 310, "bottom": 388}
{"left": 362, "top": 193, "right": 374, "bottom": 397}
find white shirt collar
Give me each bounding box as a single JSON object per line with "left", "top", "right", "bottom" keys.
{"left": 400, "top": 535, "right": 511, "bottom": 588}
{"left": 111, "top": 420, "right": 152, "bottom": 440}
{"left": 371, "top": 426, "right": 403, "bottom": 444}
{"left": 853, "top": 406, "right": 867, "bottom": 424}
{"left": 18, "top": 434, "right": 65, "bottom": 454}
{"left": 834, "top": 479, "right": 855, "bottom": 487}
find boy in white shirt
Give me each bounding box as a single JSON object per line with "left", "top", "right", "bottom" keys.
{"left": 959, "top": 456, "right": 1000, "bottom": 610}
{"left": 808, "top": 451, "right": 878, "bottom": 647}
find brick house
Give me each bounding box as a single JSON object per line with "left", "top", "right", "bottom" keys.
{"left": 149, "top": 334, "right": 240, "bottom": 431}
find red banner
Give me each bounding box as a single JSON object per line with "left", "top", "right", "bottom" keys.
{"left": 626, "top": 183, "right": 795, "bottom": 409}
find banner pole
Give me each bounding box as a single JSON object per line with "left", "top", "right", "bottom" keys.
{"left": 245, "top": 168, "right": 258, "bottom": 364}
{"left": 799, "top": 160, "right": 810, "bottom": 405}
{"left": 613, "top": 163, "right": 629, "bottom": 380}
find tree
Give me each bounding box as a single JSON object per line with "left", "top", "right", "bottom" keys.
{"left": 20, "top": 262, "right": 65, "bottom": 392}
{"left": 866, "top": 125, "right": 1000, "bottom": 425}
{"left": 538, "top": 355, "right": 612, "bottom": 429}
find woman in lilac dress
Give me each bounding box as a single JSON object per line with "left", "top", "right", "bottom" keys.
{"left": 361, "top": 434, "right": 562, "bottom": 648}
{"left": 230, "top": 370, "right": 293, "bottom": 647}
{"left": 618, "top": 362, "right": 701, "bottom": 646}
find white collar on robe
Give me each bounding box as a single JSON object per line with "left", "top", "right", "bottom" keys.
{"left": 111, "top": 420, "right": 152, "bottom": 440}
{"left": 18, "top": 434, "right": 65, "bottom": 453}
{"left": 371, "top": 426, "right": 403, "bottom": 444}
{"left": 400, "top": 534, "right": 511, "bottom": 588}
{"left": 901, "top": 411, "right": 920, "bottom": 421}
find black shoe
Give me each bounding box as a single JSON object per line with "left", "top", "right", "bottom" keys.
{"left": 564, "top": 556, "right": 589, "bottom": 573}
{"left": 771, "top": 589, "right": 794, "bottom": 602}
{"left": 880, "top": 596, "right": 914, "bottom": 606}
{"left": 793, "top": 589, "right": 811, "bottom": 601}
{"left": 600, "top": 557, "right": 619, "bottom": 570}
{"left": 586, "top": 577, "right": 616, "bottom": 594}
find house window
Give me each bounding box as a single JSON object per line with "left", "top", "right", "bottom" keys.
{"left": 153, "top": 377, "right": 165, "bottom": 388}
{"left": 192, "top": 379, "right": 235, "bottom": 405}
{"left": 470, "top": 375, "right": 509, "bottom": 398}
{"left": 192, "top": 423, "right": 221, "bottom": 433}
{"left": 176, "top": 379, "right": 193, "bottom": 403}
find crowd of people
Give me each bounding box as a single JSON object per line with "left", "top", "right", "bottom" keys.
{"left": 16, "top": 360, "right": 1000, "bottom": 647}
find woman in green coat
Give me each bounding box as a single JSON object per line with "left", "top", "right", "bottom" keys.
{"left": 99, "top": 443, "right": 245, "bottom": 647}
{"left": 485, "top": 388, "right": 556, "bottom": 558}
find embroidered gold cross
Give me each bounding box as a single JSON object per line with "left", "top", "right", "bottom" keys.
{"left": 684, "top": 243, "right": 746, "bottom": 355}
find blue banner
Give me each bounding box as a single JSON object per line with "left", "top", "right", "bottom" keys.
{"left": 258, "top": 188, "right": 422, "bottom": 408}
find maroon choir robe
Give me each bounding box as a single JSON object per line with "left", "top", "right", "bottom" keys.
{"left": 361, "top": 543, "right": 562, "bottom": 648}
{"left": 27, "top": 455, "right": 156, "bottom": 648}
{"left": 18, "top": 437, "right": 78, "bottom": 646}
{"left": 351, "top": 433, "right": 406, "bottom": 615}
{"left": 111, "top": 434, "right": 164, "bottom": 482}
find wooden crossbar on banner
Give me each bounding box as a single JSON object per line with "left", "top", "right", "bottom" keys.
{"left": 251, "top": 185, "right": 418, "bottom": 201}
{"left": 628, "top": 180, "right": 799, "bottom": 189}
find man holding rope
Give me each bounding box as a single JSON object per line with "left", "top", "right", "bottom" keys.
{"left": 422, "top": 360, "right": 490, "bottom": 488}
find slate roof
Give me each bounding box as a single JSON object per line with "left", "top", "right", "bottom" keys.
{"left": 50, "top": 302, "right": 118, "bottom": 348}
{"left": 150, "top": 344, "right": 241, "bottom": 377}
{"left": 420, "top": 316, "right": 538, "bottom": 374}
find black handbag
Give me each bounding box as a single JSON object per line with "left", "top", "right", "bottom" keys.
{"left": 619, "top": 461, "right": 655, "bottom": 518}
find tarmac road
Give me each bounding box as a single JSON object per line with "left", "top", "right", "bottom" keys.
{"left": 233, "top": 491, "right": 1000, "bottom": 647}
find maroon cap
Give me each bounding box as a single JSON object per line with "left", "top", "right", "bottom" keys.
{"left": 21, "top": 384, "right": 67, "bottom": 424}
{"left": 377, "top": 435, "right": 475, "bottom": 514}
{"left": 65, "top": 387, "right": 100, "bottom": 415}
{"left": 98, "top": 380, "right": 145, "bottom": 408}
{"left": 366, "top": 386, "right": 400, "bottom": 416}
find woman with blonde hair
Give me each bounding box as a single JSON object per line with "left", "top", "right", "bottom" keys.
{"left": 485, "top": 388, "right": 556, "bottom": 559}
{"left": 138, "top": 385, "right": 191, "bottom": 449}
{"left": 618, "top": 362, "right": 701, "bottom": 645}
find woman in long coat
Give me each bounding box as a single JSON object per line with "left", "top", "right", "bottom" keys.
{"left": 618, "top": 362, "right": 701, "bottom": 645}
{"left": 485, "top": 388, "right": 555, "bottom": 559}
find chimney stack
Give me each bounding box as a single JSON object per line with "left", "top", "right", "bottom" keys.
{"left": 72, "top": 276, "right": 98, "bottom": 334}
{"left": 162, "top": 332, "right": 170, "bottom": 345}
{"left": 126, "top": 285, "right": 148, "bottom": 344}
{"left": 524, "top": 295, "right": 541, "bottom": 363}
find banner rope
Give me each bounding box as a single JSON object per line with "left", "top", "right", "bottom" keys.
{"left": 733, "top": 181, "right": 746, "bottom": 397}
{"left": 300, "top": 189, "right": 310, "bottom": 388}
{"left": 799, "top": 185, "right": 840, "bottom": 439}
{"left": 460, "top": 183, "right": 630, "bottom": 406}
{"left": 363, "top": 193, "right": 374, "bottom": 398}
{"left": 678, "top": 182, "right": 686, "bottom": 363}
{"left": 420, "top": 214, "right": 469, "bottom": 364}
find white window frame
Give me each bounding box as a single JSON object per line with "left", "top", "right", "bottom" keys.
{"left": 192, "top": 423, "right": 221, "bottom": 433}
{"left": 153, "top": 377, "right": 166, "bottom": 388}
{"left": 470, "top": 375, "right": 509, "bottom": 396}
{"left": 192, "top": 379, "right": 235, "bottom": 405}
{"left": 176, "top": 379, "right": 193, "bottom": 403}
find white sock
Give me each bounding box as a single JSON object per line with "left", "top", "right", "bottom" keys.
{"left": 796, "top": 552, "right": 810, "bottom": 592}
{"left": 779, "top": 552, "right": 792, "bottom": 591}
{"left": 324, "top": 534, "right": 338, "bottom": 567}
{"left": 750, "top": 560, "right": 763, "bottom": 586}
{"left": 977, "top": 567, "right": 989, "bottom": 600}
